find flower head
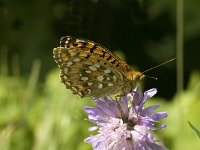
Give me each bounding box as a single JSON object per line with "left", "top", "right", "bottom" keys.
{"left": 84, "top": 88, "right": 168, "bottom": 150}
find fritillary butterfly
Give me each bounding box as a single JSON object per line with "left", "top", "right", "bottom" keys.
{"left": 53, "top": 36, "right": 145, "bottom": 99}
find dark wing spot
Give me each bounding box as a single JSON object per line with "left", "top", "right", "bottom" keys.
{"left": 89, "top": 44, "right": 97, "bottom": 53}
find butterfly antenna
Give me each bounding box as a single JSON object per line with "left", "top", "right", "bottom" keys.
{"left": 145, "top": 75, "right": 158, "bottom": 80}
{"left": 142, "top": 58, "right": 176, "bottom": 74}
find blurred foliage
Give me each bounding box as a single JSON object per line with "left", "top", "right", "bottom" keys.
{"left": 147, "top": 71, "right": 200, "bottom": 150}
{"left": 188, "top": 121, "right": 200, "bottom": 138}
{"left": 0, "top": 60, "right": 94, "bottom": 150}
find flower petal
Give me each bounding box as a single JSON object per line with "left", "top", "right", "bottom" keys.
{"left": 118, "top": 97, "right": 129, "bottom": 117}
{"left": 96, "top": 99, "right": 118, "bottom": 118}
{"left": 143, "top": 105, "right": 160, "bottom": 115}
{"left": 132, "top": 87, "right": 143, "bottom": 106}
{"left": 151, "top": 112, "right": 168, "bottom": 122}
{"left": 138, "top": 88, "right": 157, "bottom": 108}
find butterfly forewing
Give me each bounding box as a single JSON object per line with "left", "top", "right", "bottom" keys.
{"left": 53, "top": 36, "right": 144, "bottom": 99}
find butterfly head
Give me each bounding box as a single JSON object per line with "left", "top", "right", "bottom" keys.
{"left": 122, "top": 71, "right": 145, "bottom": 95}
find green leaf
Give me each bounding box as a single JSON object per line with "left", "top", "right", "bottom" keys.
{"left": 188, "top": 121, "right": 200, "bottom": 138}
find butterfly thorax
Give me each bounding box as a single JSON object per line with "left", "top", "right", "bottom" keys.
{"left": 124, "top": 70, "right": 145, "bottom": 81}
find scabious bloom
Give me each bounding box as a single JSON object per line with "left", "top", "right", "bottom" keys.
{"left": 84, "top": 88, "right": 168, "bottom": 150}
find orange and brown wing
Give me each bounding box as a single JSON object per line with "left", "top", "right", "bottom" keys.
{"left": 53, "top": 41, "right": 126, "bottom": 98}
{"left": 53, "top": 36, "right": 142, "bottom": 98}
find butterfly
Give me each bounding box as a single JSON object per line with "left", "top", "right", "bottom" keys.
{"left": 53, "top": 36, "right": 145, "bottom": 99}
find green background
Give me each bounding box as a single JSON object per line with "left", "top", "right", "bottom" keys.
{"left": 0, "top": 0, "right": 200, "bottom": 149}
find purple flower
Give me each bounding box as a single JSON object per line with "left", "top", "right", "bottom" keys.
{"left": 84, "top": 88, "right": 168, "bottom": 150}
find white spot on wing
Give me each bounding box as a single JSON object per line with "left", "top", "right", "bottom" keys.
{"left": 106, "top": 77, "right": 110, "bottom": 80}
{"left": 97, "top": 76, "right": 104, "bottom": 81}
{"left": 113, "top": 75, "right": 117, "bottom": 81}
{"left": 87, "top": 82, "right": 93, "bottom": 86}
{"left": 64, "top": 67, "right": 68, "bottom": 74}
{"left": 85, "top": 70, "right": 92, "bottom": 73}
{"left": 81, "top": 77, "right": 89, "bottom": 81}
{"left": 104, "top": 69, "right": 111, "bottom": 74}
{"left": 94, "top": 63, "right": 100, "bottom": 68}
{"left": 87, "top": 89, "right": 91, "bottom": 94}
{"left": 108, "top": 83, "right": 113, "bottom": 86}
{"left": 78, "top": 92, "right": 83, "bottom": 97}
{"left": 73, "top": 58, "right": 80, "bottom": 62}
{"left": 62, "top": 75, "right": 67, "bottom": 80}
{"left": 65, "top": 81, "right": 71, "bottom": 86}
{"left": 76, "top": 39, "right": 85, "bottom": 43}
{"left": 98, "top": 84, "right": 103, "bottom": 89}
{"left": 67, "top": 62, "right": 73, "bottom": 67}
{"left": 72, "top": 86, "right": 78, "bottom": 92}
{"left": 89, "top": 66, "right": 97, "bottom": 71}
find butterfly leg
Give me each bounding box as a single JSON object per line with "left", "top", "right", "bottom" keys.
{"left": 115, "top": 93, "right": 128, "bottom": 122}
{"left": 114, "top": 88, "right": 126, "bottom": 100}
{"left": 116, "top": 100, "right": 127, "bottom": 121}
